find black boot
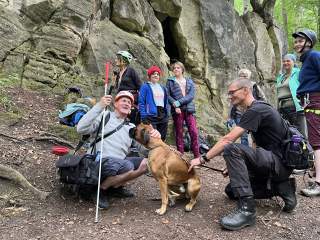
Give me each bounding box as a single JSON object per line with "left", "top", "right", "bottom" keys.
{"left": 107, "top": 186, "right": 135, "bottom": 198}
{"left": 220, "top": 196, "right": 256, "bottom": 231}
{"left": 273, "top": 178, "right": 297, "bottom": 213}
{"left": 91, "top": 191, "right": 110, "bottom": 209}
{"left": 224, "top": 183, "right": 237, "bottom": 200}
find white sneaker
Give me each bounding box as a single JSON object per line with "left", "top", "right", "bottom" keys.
{"left": 301, "top": 182, "right": 320, "bottom": 197}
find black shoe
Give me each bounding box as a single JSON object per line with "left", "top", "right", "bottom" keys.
{"left": 274, "top": 178, "right": 297, "bottom": 213}
{"left": 220, "top": 196, "right": 256, "bottom": 231}
{"left": 108, "top": 187, "right": 135, "bottom": 198}
{"left": 91, "top": 191, "right": 109, "bottom": 209}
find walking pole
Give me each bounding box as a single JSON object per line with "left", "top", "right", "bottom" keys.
{"left": 95, "top": 62, "right": 111, "bottom": 223}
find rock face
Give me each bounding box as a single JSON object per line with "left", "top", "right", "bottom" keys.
{"left": 0, "top": 0, "right": 285, "bottom": 139}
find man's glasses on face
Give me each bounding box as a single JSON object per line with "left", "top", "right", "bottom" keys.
{"left": 227, "top": 87, "right": 244, "bottom": 96}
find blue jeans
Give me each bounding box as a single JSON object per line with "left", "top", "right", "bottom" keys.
{"left": 235, "top": 116, "right": 249, "bottom": 146}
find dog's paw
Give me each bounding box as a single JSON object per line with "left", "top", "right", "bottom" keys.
{"left": 185, "top": 202, "right": 195, "bottom": 212}
{"left": 155, "top": 208, "right": 166, "bottom": 215}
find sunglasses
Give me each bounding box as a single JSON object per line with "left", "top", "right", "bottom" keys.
{"left": 227, "top": 87, "right": 244, "bottom": 96}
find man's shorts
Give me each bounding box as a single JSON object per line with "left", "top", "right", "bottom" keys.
{"left": 305, "top": 94, "right": 320, "bottom": 150}
{"left": 101, "top": 156, "right": 144, "bottom": 179}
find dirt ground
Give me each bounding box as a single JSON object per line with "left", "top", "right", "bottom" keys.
{"left": 0, "top": 87, "right": 320, "bottom": 240}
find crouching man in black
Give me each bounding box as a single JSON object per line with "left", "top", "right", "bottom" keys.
{"left": 189, "top": 78, "right": 296, "bottom": 231}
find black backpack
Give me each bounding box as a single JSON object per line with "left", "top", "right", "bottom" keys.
{"left": 281, "top": 120, "right": 314, "bottom": 169}
{"left": 255, "top": 101, "right": 314, "bottom": 169}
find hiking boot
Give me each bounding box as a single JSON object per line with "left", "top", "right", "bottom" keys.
{"left": 91, "top": 191, "right": 109, "bottom": 209}
{"left": 108, "top": 187, "right": 135, "bottom": 198}
{"left": 224, "top": 183, "right": 237, "bottom": 200}
{"left": 220, "top": 196, "right": 256, "bottom": 231}
{"left": 301, "top": 181, "right": 320, "bottom": 197}
{"left": 274, "top": 178, "right": 297, "bottom": 212}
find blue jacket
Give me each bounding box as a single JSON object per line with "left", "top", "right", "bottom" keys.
{"left": 297, "top": 49, "right": 320, "bottom": 95}
{"left": 166, "top": 77, "right": 196, "bottom": 115}
{"left": 138, "top": 83, "right": 169, "bottom": 121}
{"left": 276, "top": 67, "right": 303, "bottom": 111}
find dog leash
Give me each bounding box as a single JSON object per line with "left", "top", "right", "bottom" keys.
{"left": 200, "top": 164, "right": 224, "bottom": 173}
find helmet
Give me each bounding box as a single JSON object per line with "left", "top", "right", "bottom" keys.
{"left": 115, "top": 90, "right": 134, "bottom": 104}
{"left": 116, "top": 50, "right": 133, "bottom": 64}
{"left": 292, "top": 29, "right": 317, "bottom": 47}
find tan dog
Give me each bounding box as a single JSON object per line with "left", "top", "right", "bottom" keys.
{"left": 131, "top": 123, "right": 201, "bottom": 215}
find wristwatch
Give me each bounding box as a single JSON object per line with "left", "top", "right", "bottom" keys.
{"left": 201, "top": 153, "right": 209, "bottom": 164}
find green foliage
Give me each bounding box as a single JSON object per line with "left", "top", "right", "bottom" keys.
{"left": 234, "top": 0, "right": 319, "bottom": 50}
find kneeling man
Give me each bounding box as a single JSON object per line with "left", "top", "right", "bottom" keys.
{"left": 189, "top": 78, "right": 296, "bottom": 230}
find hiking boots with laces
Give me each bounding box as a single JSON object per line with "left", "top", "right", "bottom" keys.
{"left": 301, "top": 181, "right": 320, "bottom": 197}
{"left": 274, "top": 178, "right": 297, "bottom": 212}
{"left": 91, "top": 191, "right": 109, "bottom": 209}
{"left": 220, "top": 196, "right": 256, "bottom": 231}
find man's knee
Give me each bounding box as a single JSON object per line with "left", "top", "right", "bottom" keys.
{"left": 223, "top": 143, "right": 241, "bottom": 157}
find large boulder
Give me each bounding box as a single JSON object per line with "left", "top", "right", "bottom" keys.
{"left": 243, "top": 12, "right": 276, "bottom": 82}
{"left": 149, "top": 0, "right": 182, "bottom": 18}
{"left": 82, "top": 20, "right": 169, "bottom": 81}
{"left": 111, "top": 0, "right": 145, "bottom": 33}
{"left": 139, "top": 0, "right": 164, "bottom": 47}
{"left": 0, "top": 7, "right": 30, "bottom": 62}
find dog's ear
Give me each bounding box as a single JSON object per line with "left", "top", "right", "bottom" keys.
{"left": 141, "top": 129, "right": 150, "bottom": 145}
{"left": 129, "top": 127, "right": 136, "bottom": 139}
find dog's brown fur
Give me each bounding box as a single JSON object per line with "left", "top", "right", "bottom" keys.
{"left": 133, "top": 123, "right": 201, "bottom": 215}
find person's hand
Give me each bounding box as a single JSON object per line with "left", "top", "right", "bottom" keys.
{"left": 175, "top": 107, "right": 182, "bottom": 114}
{"left": 99, "top": 95, "right": 112, "bottom": 108}
{"left": 150, "top": 129, "right": 161, "bottom": 139}
{"left": 188, "top": 157, "right": 202, "bottom": 172}
{"left": 222, "top": 168, "right": 228, "bottom": 177}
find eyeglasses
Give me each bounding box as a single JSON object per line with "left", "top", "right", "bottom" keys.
{"left": 227, "top": 87, "right": 244, "bottom": 96}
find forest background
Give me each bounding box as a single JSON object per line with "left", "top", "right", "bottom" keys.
{"left": 234, "top": 0, "right": 320, "bottom": 50}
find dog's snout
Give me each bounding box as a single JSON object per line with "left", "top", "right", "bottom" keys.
{"left": 129, "top": 127, "right": 137, "bottom": 139}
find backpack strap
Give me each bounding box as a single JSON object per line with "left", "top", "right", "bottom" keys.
{"left": 90, "top": 119, "right": 129, "bottom": 148}
{"left": 73, "top": 112, "right": 111, "bottom": 154}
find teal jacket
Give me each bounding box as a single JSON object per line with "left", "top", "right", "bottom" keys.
{"left": 275, "top": 67, "right": 302, "bottom": 112}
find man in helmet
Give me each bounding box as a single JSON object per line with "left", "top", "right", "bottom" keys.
{"left": 113, "top": 50, "right": 142, "bottom": 125}
{"left": 77, "top": 91, "right": 160, "bottom": 209}
{"left": 292, "top": 29, "right": 320, "bottom": 196}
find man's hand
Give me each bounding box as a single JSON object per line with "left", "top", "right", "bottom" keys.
{"left": 188, "top": 157, "right": 202, "bottom": 172}
{"left": 150, "top": 129, "right": 161, "bottom": 139}
{"left": 99, "top": 95, "right": 112, "bottom": 108}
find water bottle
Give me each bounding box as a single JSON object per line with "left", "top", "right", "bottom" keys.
{"left": 291, "top": 134, "right": 302, "bottom": 151}
{"left": 95, "top": 151, "right": 101, "bottom": 162}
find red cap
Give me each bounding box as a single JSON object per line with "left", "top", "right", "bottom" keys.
{"left": 147, "top": 65, "right": 161, "bottom": 77}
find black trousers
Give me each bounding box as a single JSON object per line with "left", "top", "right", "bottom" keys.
{"left": 223, "top": 143, "right": 292, "bottom": 198}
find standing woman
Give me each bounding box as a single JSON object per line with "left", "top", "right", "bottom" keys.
{"left": 113, "top": 50, "right": 142, "bottom": 124}
{"left": 166, "top": 61, "right": 200, "bottom": 158}
{"left": 139, "top": 66, "right": 169, "bottom": 141}
{"left": 275, "top": 54, "right": 307, "bottom": 137}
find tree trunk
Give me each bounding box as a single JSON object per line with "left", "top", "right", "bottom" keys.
{"left": 250, "top": 0, "right": 276, "bottom": 28}
{"left": 243, "top": 0, "right": 250, "bottom": 14}
{"left": 281, "top": 0, "right": 288, "bottom": 45}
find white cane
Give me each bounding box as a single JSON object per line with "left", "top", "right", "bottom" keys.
{"left": 95, "top": 62, "right": 110, "bottom": 223}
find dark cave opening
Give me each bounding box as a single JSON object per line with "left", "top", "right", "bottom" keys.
{"left": 161, "top": 17, "right": 181, "bottom": 65}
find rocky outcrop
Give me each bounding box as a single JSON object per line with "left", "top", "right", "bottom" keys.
{"left": 0, "top": 0, "right": 285, "bottom": 138}
{"left": 149, "top": 0, "right": 182, "bottom": 18}
{"left": 243, "top": 12, "right": 276, "bottom": 82}
{"left": 0, "top": 7, "right": 30, "bottom": 62}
